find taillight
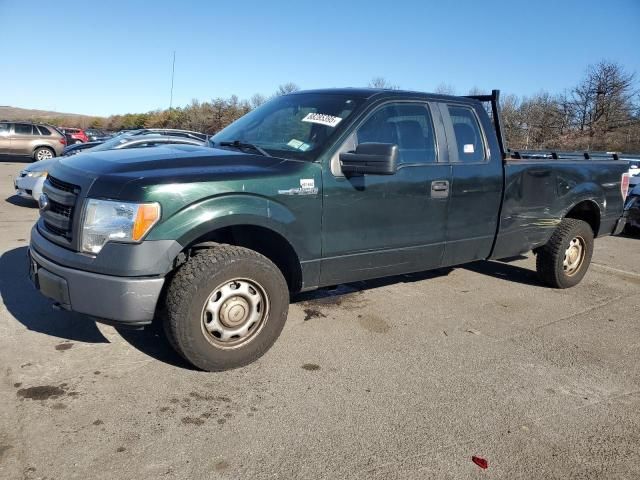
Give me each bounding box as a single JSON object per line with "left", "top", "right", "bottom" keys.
{"left": 60, "top": 137, "right": 67, "bottom": 145}
{"left": 621, "top": 173, "right": 630, "bottom": 199}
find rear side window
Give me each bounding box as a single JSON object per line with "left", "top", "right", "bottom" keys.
{"left": 356, "top": 103, "right": 437, "bottom": 164}
{"left": 14, "top": 123, "right": 34, "bottom": 135}
{"left": 448, "top": 105, "right": 485, "bottom": 163}
{"left": 37, "top": 125, "right": 52, "bottom": 135}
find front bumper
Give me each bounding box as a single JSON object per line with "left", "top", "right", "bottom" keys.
{"left": 29, "top": 247, "right": 164, "bottom": 325}
{"left": 14, "top": 175, "right": 39, "bottom": 200}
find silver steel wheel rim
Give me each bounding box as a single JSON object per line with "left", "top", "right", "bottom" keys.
{"left": 37, "top": 149, "right": 52, "bottom": 160}
{"left": 563, "top": 236, "right": 585, "bottom": 276}
{"left": 200, "top": 278, "right": 269, "bottom": 349}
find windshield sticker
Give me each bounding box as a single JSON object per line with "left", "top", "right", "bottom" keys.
{"left": 464, "top": 144, "right": 475, "bottom": 154}
{"left": 302, "top": 112, "right": 342, "bottom": 128}
{"left": 287, "top": 139, "right": 312, "bottom": 151}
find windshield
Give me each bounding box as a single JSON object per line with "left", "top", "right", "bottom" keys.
{"left": 211, "top": 93, "right": 365, "bottom": 160}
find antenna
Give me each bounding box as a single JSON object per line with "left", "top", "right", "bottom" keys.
{"left": 169, "top": 50, "right": 176, "bottom": 110}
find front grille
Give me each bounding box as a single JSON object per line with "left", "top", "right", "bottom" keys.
{"left": 49, "top": 202, "right": 72, "bottom": 217}
{"left": 42, "top": 176, "right": 80, "bottom": 242}
{"left": 45, "top": 223, "right": 69, "bottom": 237}
{"left": 47, "top": 176, "right": 77, "bottom": 193}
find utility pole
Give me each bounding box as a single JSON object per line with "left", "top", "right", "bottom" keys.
{"left": 169, "top": 50, "right": 176, "bottom": 110}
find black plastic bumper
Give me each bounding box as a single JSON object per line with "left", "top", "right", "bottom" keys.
{"left": 29, "top": 248, "right": 164, "bottom": 324}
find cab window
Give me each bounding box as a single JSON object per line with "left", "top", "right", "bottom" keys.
{"left": 356, "top": 103, "right": 436, "bottom": 164}
{"left": 447, "top": 105, "right": 485, "bottom": 163}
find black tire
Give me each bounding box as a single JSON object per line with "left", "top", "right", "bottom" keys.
{"left": 32, "top": 146, "right": 54, "bottom": 162}
{"left": 163, "top": 245, "right": 289, "bottom": 371}
{"left": 536, "top": 218, "right": 594, "bottom": 288}
{"left": 623, "top": 224, "right": 639, "bottom": 237}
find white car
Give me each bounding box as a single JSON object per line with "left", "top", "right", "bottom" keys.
{"left": 622, "top": 155, "right": 640, "bottom": 190}
{"left": 13, "top": 158, "right": 58, "bottom": 202}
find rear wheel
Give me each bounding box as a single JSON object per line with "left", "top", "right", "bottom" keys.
{"left": 163, "top": 245, "right": 289, "bottom": 371}
{"left": 536, "top": 218, "right": 594, "bottom": 288}
{"left": 33, "top": 147, "right": 54, "bottom": 161}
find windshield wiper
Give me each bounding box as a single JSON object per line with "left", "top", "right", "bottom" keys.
{"left": 217, "top": 140, "right": 271, "bottom": 157}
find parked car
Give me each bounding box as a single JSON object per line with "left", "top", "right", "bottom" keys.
{"left": 65, "top": 132, "right": 207, "bottom": 156}
{"left": 13, "top": 158, "right": 57, "bottom": 202}
{"left": 84, "top": 129, "right": 112, "bottom": 142}
{"left": 624, "top": 184, "right": 640, "bottom": 234}
{"left": 62, "top": 140, "right": 102, "bottom": 156}
{"left": 62, "top": 128, "right": 207, "bottom": 156}
{"left": 28, "top": 88, "right": 628, "bottom": 371}
{"left": 0, "top": 121, "right": 66, "bottom": 160}
{"left": 623, "top": 155, "right": 640, "bottom": 190}
{"left": 60, "top": 128, "right": 89, "bottom": 144}
{"left": 14, "top": 135, "right": 207, "bottom": 203}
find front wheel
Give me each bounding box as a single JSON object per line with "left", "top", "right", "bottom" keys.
{"left": 163, "top": 245, "right": 289, "bottom": 371}
{"left": 536, "top": 218, "right": 594, "bottom": 288}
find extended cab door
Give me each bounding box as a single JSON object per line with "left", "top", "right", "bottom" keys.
{"left": 320, "top": 101, "right": 451, "bottom": 285}
{"left": 438, "top": 102, "right": 503, "bottom": 265}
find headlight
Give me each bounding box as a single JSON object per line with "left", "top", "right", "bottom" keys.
{"left": 81, "top": 199, "right": 161, "bottom": 254}
{"left": 27, "top": 171, "right": 48, "bottom": 178}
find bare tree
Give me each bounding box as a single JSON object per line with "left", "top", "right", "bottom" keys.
{"left": 368, "top": 77, "right": 399, "bottom": 90}
{"left": 275, "top": 83, "right": 300, "bottom": 96}
{"left": 434, "top": 83, "right": 456, "bottom": 95}
{"left": 569, "top": 60, "right": 636, "bottom": 149}
{"left": 250, "top": 93, "right": 267, "bottom": 109}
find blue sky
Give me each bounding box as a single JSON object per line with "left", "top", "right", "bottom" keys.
{"left": 0, "top": 0, "right": 638, "bottom": 116}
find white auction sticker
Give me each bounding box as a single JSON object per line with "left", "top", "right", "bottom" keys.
{"left": 463, "top": 144, "right": 475, "bottom": 154}
{"left": 302, "top": 112, "right": 342, "bottom": 128}
{"left": 300, "top": 178, "right": 315, "bottom": 189}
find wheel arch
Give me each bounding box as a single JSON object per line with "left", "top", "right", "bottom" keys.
{"left": 180, "top": 223, "right": 303, "bottom": 293}
{"left": 32, "top": 144, "right": 55, "bottom": 154}
{"left": 563, "top": 199, "right": 601, "bottom": 237}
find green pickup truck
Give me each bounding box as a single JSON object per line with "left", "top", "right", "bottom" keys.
{"left": 29, "top": 89, "right": 629, "bottom": 371}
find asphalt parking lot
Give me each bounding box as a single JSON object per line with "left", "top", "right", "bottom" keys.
{"left": 0, "top": 159, "right": 639, "bottom": 480}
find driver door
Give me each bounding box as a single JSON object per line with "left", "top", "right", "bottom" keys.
{"left": 320, "top": 101, "right": 451, "bottom": 286}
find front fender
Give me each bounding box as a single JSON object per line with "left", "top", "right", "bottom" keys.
{"left": 147, "top": 193, "right": 314, "bottom": 259}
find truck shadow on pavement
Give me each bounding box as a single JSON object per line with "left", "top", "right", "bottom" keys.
{"left": 1, "top": 245, "right": 542, "bottom": 370}
{"left": 0, "top": 246, "right": 109, "bottom": 343}
{"left": 5, "top": 195, "right": 38, "bottom": 208}
{"left": 462, "top": 259, "right": 544, "bottom": 287}
{"left": 0, "top": 246, "right": 196, "bottom": 369}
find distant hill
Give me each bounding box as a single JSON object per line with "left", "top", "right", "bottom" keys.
{"left": 0, "top": 106, "right": 103, "bottom": 127}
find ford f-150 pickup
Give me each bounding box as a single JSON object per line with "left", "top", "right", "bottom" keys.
{"left": 29, "top": 88, "right": 630, "bottom": 371}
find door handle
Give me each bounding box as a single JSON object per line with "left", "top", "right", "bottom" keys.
{"left": 431, "top": 180, "right": 449, "bottom": 191}
{"left": 431, "top": 180, "right": 449, "bottom": 198}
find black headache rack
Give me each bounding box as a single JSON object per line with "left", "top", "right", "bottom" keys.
{"left": 463, "top": 90, "right": 637, "bottom": 163}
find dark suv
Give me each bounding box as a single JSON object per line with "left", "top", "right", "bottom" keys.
{"left": 0, "top": 122, "right": 66, "bottom": 160}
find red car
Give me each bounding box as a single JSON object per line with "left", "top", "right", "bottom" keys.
{"left": 61, "top": 127, "right": 89, "bottom": 144}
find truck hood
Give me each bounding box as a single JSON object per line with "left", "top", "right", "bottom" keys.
{"left": 56, "top": 144, "right": 282, "bottom": 176}
{"left": 49, "top": 144, "right": 309, "bottom": 200}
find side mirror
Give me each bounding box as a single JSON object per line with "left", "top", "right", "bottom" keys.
{"left": 339, "top": 143, "right": 398, "bottom": 175}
